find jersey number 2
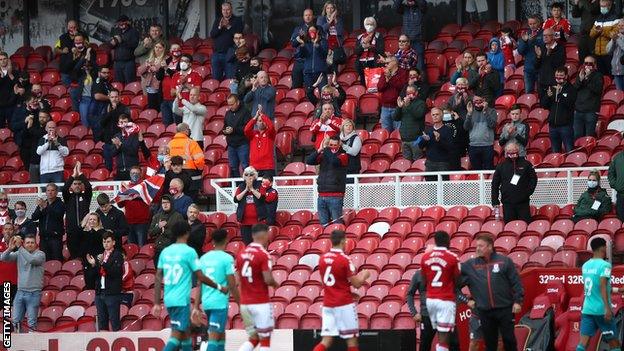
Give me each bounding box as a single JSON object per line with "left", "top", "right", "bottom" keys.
{"left": 323, "top": 267, "right": 336, "bottom": 287}
{"left": 431, "top": 265, "right": 443, "bottom": 287}
{"left": 241, "top": 260, "right": 253, "bottom": 283}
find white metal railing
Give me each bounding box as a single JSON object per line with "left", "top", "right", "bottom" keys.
{"left": 211, "top": 166, "right": 613, "bottom": 213}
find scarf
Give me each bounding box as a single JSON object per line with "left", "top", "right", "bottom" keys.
{"left": 121, "top": 122, "right": 140, "bottom": 137}
{"left": 99, "top": 249, "right": 112, "bottom": 277}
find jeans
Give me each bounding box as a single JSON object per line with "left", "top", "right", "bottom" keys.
{"left": 549, "top": 125, "right": 574, "bottom": 153}
{"left": 468, "top": 145, "right": 494, "bottom": 170}
{"left": 615, "top": 75, "right": 624, "bottom": 91}
{"left": 128, "top": 223, "right": 148, "bottom": 247}
{"left": 160, "top": 100, "right": 181, "bottom": 126}
{"left": 478, "top": 307, "right": 518, "bottom": 351}
{"left": 318, "top": 196, "right": 344, "bottom": 227}
{"left": 103, "top": 143, "right": 115, "bottom": 171}
{"left": 13, "top": 290, "right": 41, "bottom": 332}
{"left": 40, "top": 236, "right": 63, "bottom": 261}
{"left": 211, "top": 52, "right": 227, "bottom": 81}
{"left": 524, "top": 71, "right": 538, "bottom": 94}
{"left": 410, "top": 40, "right": 425, "bottom": 72}
{"left": 617, "top": 193, "right": 624, "bottom": 222}
{"left": 227, "top": 144, "right": 250, "bottom": 178}
{"left": 40, "top": 171, "right": 64, "bottom": 183}
{"left": 79, "top": 96, "right": 92, "bottom": 128}
{"left": 573, "top": 111, "right": 597, "bottom": 139}
{"left": 380, "top": 107, "right": 399, "bottom": 132}
{"left": 502, "top": 201, "right": 531, "bottom": 223}
{"left": 225, "top": 59, "right": 237, "bottom": 79}
{"left": 113, "top": 60, "right": 136, "bottom": 84}
{"left": 0, "top": 105, "right": 14, "bottom": 129}
{"left": 95, "top": 294, "right": 121, "bottom": 331}
{"left": 291, "top": 60, "right": 305, "bottom": 89}
{"left": 69, "top": 86, "right": 81, "bottom": 113}
{"left": 29, "top": 164, "right": 40, "bottom": 184}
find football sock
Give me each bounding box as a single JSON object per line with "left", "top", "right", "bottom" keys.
{"left": 258, "top": 338, "right": 271, "bottom": 351}
{"left": 576, "top": 346, "right": 586, "bottom": 351}
{"left": 207, "top": 340, "right": 226, "bottom": 351}
{"left": 313, "top": 343, "right": 327, "bottom": 351}
{"left": 238, "top": 341, "right": 256, "bottom": 351}
{"left": 180, "top": 338, "right": 192, "bottom": 351}
{"left": 163, "top": 337, "right": 180, "bottom": 351}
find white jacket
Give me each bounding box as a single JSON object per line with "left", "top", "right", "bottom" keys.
{"left": 36, "top": 135, "right": 69, "bottom": 175}
{"left": 173, "top": 98, "right": 207, "bottom": 142}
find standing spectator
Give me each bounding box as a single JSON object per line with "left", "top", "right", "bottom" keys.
{"left": 461, "top": 234, "right": 524, "bottom": 351}
{"left": 535, "top": 28, "right": 566, "bottom": 97}
{"left": 574, "top": 170, "right": 613, "bottom": 222}
{"left": 339, "top": 119, "right": 362, "bottom": 175}
{"left": 574, "top": 55, "right": 603, "bottom": 139}
{"left": 149, "top": 195, "right": 185, "bottom": 266}
{"left": 173, "top": 87, "right": 207, "bottom": 149}
{"left": 169, "top": 178, "right": 193, "bottom": 217}
{"left": 0, "top": 52, "right": 17, "bottom": 129}
{"left": 23, "top": 110, "right": 50, "bottom": 183}
{"left": 0, "top": 192, "right": 14, "bottom": 225}
{"left": 13, "top": 201, "right": 36, "bottom": 239}
{"left": 402, "top": 68, "right": 429, "bottom": 101}
{"left": 1, "top": 234, "right": 44, "bottom": 333}
{"left": 31, "top": 183, "right": 65, "bottom": 261}
{"left": 109, "top": 15, "right": 140, "bottom": 84}
{"left": 54, "top": 20, "right": 89, "bottom": 66}
{"left": 354, "top": 17, "right": 385, "bottom": 85}
{"left": 465, "top": 0, "right": 488, "bottom": 23}
{"left": 0, "top": 224, "right": 18, "bottom": 303}
{"left": 450, "top": 51, "right": 479, "bottom": 88}
{"left": 117, "top": 166, "right": 150, "bottom": 246}
{"left": 464, "top": 96, "right": 497, "bottom": 170}
{"left": 543, "top": 2, "right": 571, "bottom": 41}
{"left": 90, "top": 66, "right": 112, "bottom": 136}
{"left": 101, "top": 89, "right": 130, "bottom": 171}
{"left": 474, "top": 53, "right": 501, "bottom": 106}
{"left": 305, "top": 135, "right": 348, "bottom": 226}
{"left": 499, "top": 28, "right": 517, "bottom": 70}
{"left": 394, "top": 0, "right": 427, "bottom": 71}
{"left": 186, "top": 204, "right": 206, "bottom": 257}
{"left": 310, "top": 103, "right": 342, "bottom": 150}
{"left": 394, "top": 34, "right": 419, "bottom": 71}
{"left": 62, "top": 162, "right": 92, "bottom": 259}
{"left": 491, "top": 142, "right": 538, "bottom": 223}
{"left": 168, "top": 123, "right": 204, "bottom": 201}
{"left": 225, "top": 32, "right": 248, "bottom": 82}
{"left": 297, "top": 26, "right": 329, "bottom": 92}
{"left": 499, "top": 105, "right": 529, "bottom": 157}
{"left": 59, "top": 35, "right": 96, "bottom": 117}
{"left": 309, "top": 73, "right": 346, "bottom": 118}
{"left": 447, "top": 78, "right": 473, "bottom": 118}
{"left": 418, "top": 107, "right": 453, "bottom": 180}
{"left": 210, "top": 2, "right": 244, "bottom": 80}
{"left": 134, "top": 24, "right": 165, "bottom": 64}
{"left": 607, "top": 20, "right": 624, "bottom": 90}
{"left": 486, "top": 38, "right": 505, "bottom": 84}
{"left": 95, "top": 193, "right": 129, "bottom": 248}
{"left": 36, "top": 121, "right": 69, "bottom": 183}
{"left": 378, "top": 57, "right": 408, "bottom": 132}
{"left": 589, "top": 0, "right": 619, "bottom": 75}
{"left": 237, "top": 57, "right": 262, "bottom": 98}
{"left": 87, "top": 231, "right": 123, "bottom": 331}
{"left": 244, "top": 71, "right": 276, "bottom": 120}
{"left": 234, "top": 167, "right": 267, "bottom": 244}
{"left": 608, "top": 150, "right": 624, "bottom": 221}
{"left": 572, "top": 0, "right": 601, "bottom": 61}
{"left": 317, "top": 1, "right": 345, "bottom": 73}
{"left": 157, "top": 44, "right": 183, "bottom": 125}
{"left": 291, "top": 9, "right": 317, "bottom": 88}
{"left": 171, "top": 54, "right": 202, "bottom": 110}
{"left": 12, "top": 95, "right": 43, "bottom": 170}
{"left": 223, "top": 94, "right": 251, "bottom": 178}
{"left": 137, "top": 40, "right": 167, "bottom": 111}
{"left": 394, "top": 85, "right": 426, "bottom": 161}
{"left": 518, "top": 16, "right": 545, "bottom": 94}
{"left": 261, "top": 175, "right": 279, "bottom": 226}
{"left": 244, "top": 110, "right": 276, "bottom": 178}
{"left": 57, "top": 33, "right": 86, "bottom": 110}
{"left": 540, "top": 67, "right": 577, "bottom": 153}
{"left": 111, "top": 114, "right": 140, "bottom": 180}
{"left": 442, "top": 106, "right": 469, "bottom": 171}
{"left": 79, "top": 212, "right": 106, "bottom": 290}
{"left": 162, "top": 156, "right": 192, "bottom": 198}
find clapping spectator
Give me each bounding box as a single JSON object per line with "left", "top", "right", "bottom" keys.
{"left": 589, "top": 0, "right": 618, "bottom": 75}
{"left": 79, "top": 212, "right": 106, "bottom": 289}
{"left": 310, "top": 103, "right": 342, "bottom": 150}
{"left": 238, "top": 57, "right": 262, "bottom": 98}
{"left": 317, "top": 1, "right": 345, "bottom": 73}
{"left": 54, "top": 20, "right": 89, "bottom": 69}
{"left": 162, "top": 156, "right": 192, "bottom": 199}
{"left": 225, "top": 32, "right": 248, "bottom": 83}
{"left": 572, "top": 0, "right": 601, "bottom": 61}
{"left": 309, "top": 73, "right": 346, "bottom": 118}
{"left": 297, "top": 25, "right": 329, "bottom": 92}
{"left": 499, "top": 105, "right": 530, "bottom": 157}
{"left": 418, "top": 107, "right": 453, "bottom": 180}
{"left": 157, "top": 44, "right": 183, "bottom": 126}
{"left": 535, "top": 28, "right": 566, "bottom": 97}
{"left": 229, "top": 44, "right": 251, "bottom": 94}
{"left": 149, "top": 195, "right": 185, "bottom": 266}
{"left": 447, "top": 78, "right": 473, "bottom": 118}
{"left": 12, "top": 95, "right": 44, "bottom": 170}
{"left": 441, "top": 105, "right": 469, "bottom": 170}
{"left": 22, "top": 110, "right": 50, "bottom": 183}
{"left": 223, "top": 94, "right": 251, "bottom": 178}
{"left": 172, "top": 54, "right": 202, "bottom": 110}
{"left": 168, "top": 123, "right": 204, "bottom": 200}
{"left": 13, "top": 201, "right": 36, "bottom": 239}
{"left": 401, "top": 68, "right": 429, "bottom": 101}
{"left": 355, "top": 17, "right": 384, "bottom": 85}
{"left": 117, "top": 166, "right": 150, "bottom": 246}
{"left": 244, "top": 108, "right": 276, "bottom": 178}
{"left": 379, "top": 57, "right": 408, "bottom": 132}
{"left": 340, "top": 119, "right": 362, "bottom": 175}
{"left": 0, "top": 192, "right": 14, "bottom": 226}
{"left": 0, "top": 52, "right": 18, "bottom": 129}
{"left": 518, "top": 16, "right": 544, "bottom": 94}
{"left": 134, "top": 24, "right": 165, "bottom": 64}
{"left": 573, "top": 170, "right": 612, "bottom": 222}
{"left": 173, "top": 87, "right": 207, "bottom": 149}
{"left": 210, "top": 2, "right": 244, "bottom": 80}
{"left": 465, "top": 96, "right": 498, "bottom": 170}
{"left": 394, "top": 34, "right": 419, "bottom": 71}
{"left": 474, "top": 53, "right": 501, "bottom": 106}
{"left": 137, "top": 40, "right": 167, "bottom": 110}
{"left": 0, "top": 223, "right": 17, "bottom": 303}
{"left": 59, "top": 34, "right": 95, "bottom": 114}
{"left": 244, "top": 70, "right": 276, "bottom": 119}
{"left": 101, "top": 89, "right": 130, "bottom": 171}
{"left": 394, "top": 0, "right": 427, "bottom": 70}
{"left": 109, "top": 15, "right": 140, "bottom": 84}
{"left": 261, "top": 175, "right": 279, "bottom": 226}
{"left": 234, "top": 167, "right": 267, "bottom": 244}
{"left": 573, "top": 55, "right": 603, "bottom": 139}
{"left": 394, "top": 85, "right": 426, "bottom": 161}
{"left": 95, "top": 193, "right": 129, "bottom": 249}
{"left": 36, "top": 121, "right": 69, "bottom": 183}
{"left": 291, "top": 9, "right": 318, "bottom": 88}
{"left": 186, "top": 204, "right": 206, "bottom": 257}
{"left": 62, "top": 162, "right": 92, "bottom": 259}
{"left": 607, "top": 20, "right": 624, "bottom": 90}
{"left": 540, "top": 67, "right": 577, "bottom": 152}
{"left": 451, "top": 51, "right": 479, "bottom": 88}
{"left": 31, "top": 183, "right": 65, "bottom": 261}
{"left": 169, "top": 178, "right": 193, "bottom": 217}
{"left": 111, "top": 114, "right": 140, "bottom": 180}
{"left": 543, "top": 2, "right": 571, "bottom": 41}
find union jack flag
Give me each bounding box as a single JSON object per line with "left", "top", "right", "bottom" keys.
{"left": 114, "top": 173, "right": 164, "bottom": 205}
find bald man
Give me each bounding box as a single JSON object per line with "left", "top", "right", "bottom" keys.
{"left": 169, "top": 178, "right": 193, "bottom": 217}
{"left": 244, "top": 70, "right": 276, "bottom": 119}
{"left": 536, "top": 28, "right": 566, "bottom": 96}
{"left": 36, "top": 121, "right": 69, "bottom": 183}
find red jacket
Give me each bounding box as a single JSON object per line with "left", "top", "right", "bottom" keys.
{"left": 172, "top": 70, "right": 202, "bottom": 106}
{"left": 378, "top": 68, "right": 408, "bottom": 107}
{"left": 117, "top": 180, "right": 151, "bottom": 224}
{"left": 310, "top": 116, "right": 342, "bottom": 149}
{"left": 244, "top": 114, "right": 276, "bottom": 171}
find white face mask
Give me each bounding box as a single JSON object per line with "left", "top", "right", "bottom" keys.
{"left": 179, "top": 62, "right": 189, "bottom": 71}
{"left": 443, "top": 113, "right": 452, "bottom": 121}
{"left": 364, "top": 24, "right": 375, "bottom": 33}
{"left": 588, "top": 180, "right": 598, "bottom": 188}
{"left": 600, "top": 6, "right": 609, "bottom": 14}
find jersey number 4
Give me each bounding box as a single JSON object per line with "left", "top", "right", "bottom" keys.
{"left": 241, "top": 260, "right": 253, "bottom": 283}
{"left": 431, "top": 265, "right": 443, "bottom": 287}
{"left": 323, "top": 266, "right": 336, "bottom": 287}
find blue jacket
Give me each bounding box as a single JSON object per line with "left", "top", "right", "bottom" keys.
{"left": 291, "top": 22, "right": 320, "bottom": 62}
{"left": 299, "top": 40, "right": 328, "bottom": 75}
{"left": 517, "top": 30, "right": 544, "bottom": 73}
{"left": 393, "top": 0, "right": 427, "bottom": 41}
{"left": 487, "top": 38, "right": 505, "bottom": 83}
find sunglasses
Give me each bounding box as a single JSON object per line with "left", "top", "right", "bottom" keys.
{"left": 244, "top": 173, "right": 254, "bottom": 176}
{"left": 398, "top": 40, "right": 409, "bottom": 43}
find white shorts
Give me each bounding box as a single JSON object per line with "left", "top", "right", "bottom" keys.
{"left": 240, "top": 303, "right": 274, "bottom": 338}
{"left": 321, "top": 303, "right": 359, "bottom": 339}
{"left": 426, "top": 298, "right": 456, "bottom": 332}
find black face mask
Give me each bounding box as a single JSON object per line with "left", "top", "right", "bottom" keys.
{"left": 249, "top": 66, "right": 261, "bottom": 75}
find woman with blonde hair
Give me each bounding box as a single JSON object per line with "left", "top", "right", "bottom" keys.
{"left": 317, "top": 1, "right": 345, "bottom": 72}
{"left": 79, "top": 212, "right": 106, "bottom": 289}
{"left": 137, "top": 40, "right": 167, "bottom": 110}
{"left": 340, "top": 119, "right": 361, "bottom": 176}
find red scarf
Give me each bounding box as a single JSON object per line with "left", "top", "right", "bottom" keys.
{"left": 120, "top": 122, "right": 140, "bottom": 137}
{"left": 99, "top": 249, "right": 112, "bottom": 276}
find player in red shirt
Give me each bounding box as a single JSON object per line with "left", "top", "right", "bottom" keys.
{"left": 171, "top": 54, "right": 202, "bottom": 108}
{"left": 313, "top": 230, "right": 370, "bottom": 351}
{"left": 235, "top": 223, "right": 278, "bottom": 351}
{"left": 542, "top": 2, "right": 571, "bottom": 42}
{"left": 421, "top": 231, "right": 460, "bottom": 351}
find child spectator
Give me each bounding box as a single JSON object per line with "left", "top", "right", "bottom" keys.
{"left": 499, "top": 27, "right": 517, "bottom": 69}
{"left": 261, "top": 175, "right": 279, "bottom": 226}
{"left": 120, "top": 249, "right": 134, "bottom": 308}
{"left": 543, "top": 2, "right": 571, "bottom": 42}
{"left": 498, "top": 104, "right": 530, "bottom": 157}
{"left": 486, "top": 38, "right": 505, "bottom": 84}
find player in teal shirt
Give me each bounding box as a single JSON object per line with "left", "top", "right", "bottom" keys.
{"left": 577, "top": 237, "right": 621, "bottom": 351}
{"left": 153, "top": 221, "right": 227, "bottom": 351}
{"left": 193, "top": 229, "right": 240, "bottom": 351}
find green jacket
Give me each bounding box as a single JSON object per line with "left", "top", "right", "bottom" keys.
{"left": 608, "top": 152, "right": 624, "bottom": 194}
{"left": 148, "top": 209, "right": 186, "bottom": 252}
{"left": 393, "top": 99, "right": 426, "bottom": 142}
{"left": 574, "top": 187, "right": 612, "bottom": 220}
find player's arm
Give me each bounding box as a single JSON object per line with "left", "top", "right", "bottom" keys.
{"left": 227, "top": 273, "right": 240, "bottom": 303}
{"left": 152, "top": 269, "right": 164, "bottom": 316}
{"left": 192, "top": 285, "right": 202, "bottom": 311}
{"left": 348, "top": 269, "right": 371, "bottom": 288}
{"left": 262, "top": 270, "right": 279, "bottom": 288}
{"left": 195, "top": 269, "right": 229, "bottom": 294}
{"left": 601, "top": 276, "right": 613, "bottom": 321}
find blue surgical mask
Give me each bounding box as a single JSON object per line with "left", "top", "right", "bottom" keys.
{"left": 157, "top": 154, "right": 165, "bottom": 163}
{"left": 600, "top": 6, "right": 609, "bottom": 14}
{"left": 443, "top": 113, "right": 452, "bottom": 121}
{"left": 588, "top": 180, "right": 598, "bottom": 188}
{"left": 15, "top": 209, "right": 26, "bottom": 218}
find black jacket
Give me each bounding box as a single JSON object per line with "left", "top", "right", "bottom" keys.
{"left": 210, "top": 16, "right": 244, "bottom": 53}
{"left": 59, "top": 51, "right": 97, "bottom": 84}
{"left": 31, "top": 198, "right": 65, "bottom": 239}
{"left": 57, "top": 31, "right": 90, "bottom": 52}
{"left": 110, "top": 26, "right": 140, "bottom": 61}
{"left": 491, "top": 157, "right": 538, "bottom": 206}
{"left": 224, "top": 106, "right": 252, "bottom": 147}
{"left": 536, "top": 43, "right": 566, "bottom": 87}
{"left": 112, "top": 132, "right": 140, "bottom": 172}
{"left": 234, "top": 180, "right": 267, "bottom": 222}
{"left": 306, "top": 148, "right": 348, "bottom": 194}
{"left": 188, "top": 220, "right": 206, "bottom": 257}
{"left": 11, "top": 105, "right": 40, "bottom": 147}
{"left": 418, "top": 125, "right": 453, "bottom": 163}
{"left": 540, "top": 82, "right": 577, "bottom": 127}
{"left": 94, "top": 249, "right": 124, "bottom": 295}
{"left": 162, "top": 169, "right": 192, "bottom": 196}
{"left": 13, "top": 218, "right": 36, "bottom": 238}
{"left": 80, "top": 228, "right": 105, "bottom": 290}
{"left": 574, "top": 70, "right": 603, "bottom": 112}
{"left": 474, "top": 71, "right": 501, "bottom": 106}
{"left": 0, "top": 72, "right": 16, "bottom": 107}
{"left": 96, "top": 207, "right": 129, "bottom": 249}
{"left": 461, "top": 252, "right": 524, "bottom": 310}
{"left": 100, "top": 103, "right": 130, "bottom": 144}
{"left": 62, "top": 174, "right": 93, "bottom": 232}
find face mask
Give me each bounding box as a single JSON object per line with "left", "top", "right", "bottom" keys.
{"left": 321, "top": 93, "right": 332, "bottom": 101}
{"left": 34, "top": 92, "right": 42, "bottom": 98}
{"left": 588, "top": 180, "right": 598, "bottom": 188}
{"left": 407, "top": 93, "right": 417, "bottom": 100}
{"left": 0, "top": 200, "right": 7, "bottom": 209}
{"left": 506, "top": 152, "right": 519, "bottom": 159}
{"left": 474, "top": 103, "right": 484, "bottom": 111}
{"left": 329, "top": 146, "right": 340, "bottom": 153}
{"left": 157, "top": 154, "right": 166, "bottom": 163}
{"left": 443, "top": 113, "right": 453, "bottom": 121}
{"left": 75, "top": 43, "right": 84, "bottom": 50}
{"left": 172, "top": 50, "right": 181, "bottom": 57}
{"left": 601, "top": 6, "right": 609, "bottom": 14}
{"left": 179, "top": 62, "right": 189, "bottom": 71}
{"left": 118, "top": 121, "right": 127, "bottom": 128}
{"left": 69, "top": 29, "right": 77, "bottom": 36}
{"left": 456, "top": 87, "right": 466, "bottom": 93}
{"left": 15, "top": 210, "right": 25, "bottom": 218}
{"left": 555, "top": 78, "right": 566, "bottom": 84}
{"left": 130, "top": 174, "right": 140, "bottom": 183}
{"left": 364, "top": 24, "right": 375, "bottom": 33}
{"left": 169, "top": 188, "right": 179, "bottom": 195}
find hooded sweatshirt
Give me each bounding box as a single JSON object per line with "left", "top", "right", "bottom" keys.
{"left": 590, "top": 6, "right": 619, "bottom": 56}
{"left": 464, "top": 107, "right": 498, "bottom": 147}
{"left": 487, "top": 37, "right": 505, "bottom": 84}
